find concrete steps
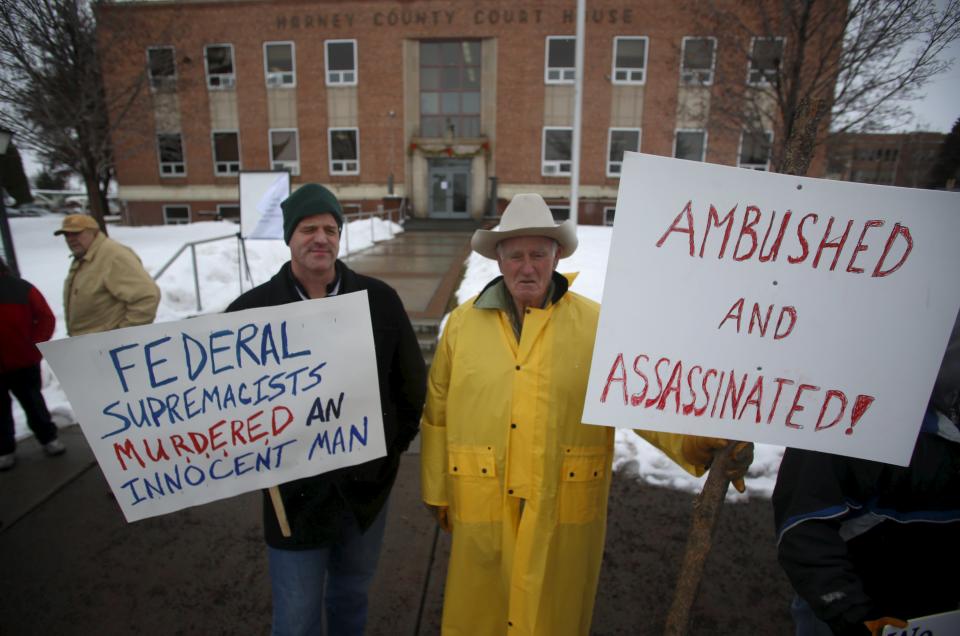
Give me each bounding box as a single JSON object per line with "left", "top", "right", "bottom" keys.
{"left": 412, "top": 318, "right": 441, "bottom": 366}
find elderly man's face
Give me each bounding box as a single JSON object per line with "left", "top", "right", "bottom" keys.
{"left": 63, "top": 228, "right": 98, "bottom": 258}
{"left": 289, "top": 213, "right": 341, "bottom": 279}
{"left": 497, "top": 236, "right": 560, "bottom": 309}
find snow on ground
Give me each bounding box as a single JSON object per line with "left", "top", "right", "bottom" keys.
{"left": 10, "top": 215, "right": 781, "bottom": 499}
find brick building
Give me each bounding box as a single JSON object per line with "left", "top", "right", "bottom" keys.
{"left": 97, "top": 0, "right": 830, "bottom": 226}
{"left": 825, "top": 131, "right": 945, "bottom": 189}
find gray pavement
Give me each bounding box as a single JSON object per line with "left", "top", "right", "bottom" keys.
{"left": 0, "top": 229, "right": 794, "bottom": 635}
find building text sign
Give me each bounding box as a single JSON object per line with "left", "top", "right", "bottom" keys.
{"left": 39, "top": 292, "right": 385, "bottom": 521}
{"left": 583, "top": 153, "right": 960, "bottom": 465}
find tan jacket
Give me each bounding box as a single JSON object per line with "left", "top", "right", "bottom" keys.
{"left": 63, "top": 232, "right": 160, "bottom": 335}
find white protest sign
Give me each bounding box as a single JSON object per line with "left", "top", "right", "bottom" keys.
{"left": 583, "top": 153, "right": 960, "bottom": 465}
{"left": 882, "top": 609, "right": 960, "bottom": 635}
{"left": 240, "top": 170, "right": 289, "bottom": 239}
{"left": 39, "top": 292, "right": 385, "bottom": 522}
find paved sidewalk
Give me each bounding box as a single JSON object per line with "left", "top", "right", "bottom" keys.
{"left": 0, "top": 229, "right": 794, "bottom": 635}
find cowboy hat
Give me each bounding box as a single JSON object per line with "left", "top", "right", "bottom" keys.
{"left": 471, "top": 193, "right": 577, "bottom": 259}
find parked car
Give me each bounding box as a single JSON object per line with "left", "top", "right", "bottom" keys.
{"left": 7, "top": 203, "right": 52, "bottom": 217}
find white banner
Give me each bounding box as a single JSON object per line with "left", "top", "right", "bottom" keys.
{"left": 240, "top": 171, "right": 289, "bottom": 240}
{"left": 583, "top": 153, "right": 960, "bottom": 465}
{"left": 39, "top": 292, "right": 385, "bottom": 521}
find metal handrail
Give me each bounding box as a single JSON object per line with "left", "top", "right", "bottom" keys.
{"left": 153, "top": 233, "right": 239, "bottom": 280}
{"left": 151, "top": 199, "right": 408, "bottom": 314}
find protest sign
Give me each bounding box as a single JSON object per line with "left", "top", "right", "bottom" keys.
{"left": 39, "top": 292, "right": 384, "bottom": 521}
{"left": 882, "top": 609, "right": 960, "bottom": 635}
{"left": 582, "top": 152, "right": 960, "bottom": 465}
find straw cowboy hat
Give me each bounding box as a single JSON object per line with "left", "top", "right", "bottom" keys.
{"left": 471, "top": 193, "right": 578, "bottom": 259}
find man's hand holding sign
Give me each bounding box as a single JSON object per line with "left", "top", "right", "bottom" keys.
{"left": 585, "top": 153, "right": 960, "bottom": 634}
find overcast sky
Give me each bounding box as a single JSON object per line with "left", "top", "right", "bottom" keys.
{"left": 906, "top": 35, "right": 960, "bottom": 132}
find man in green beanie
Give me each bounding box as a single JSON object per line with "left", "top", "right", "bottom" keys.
{"left": 227, "top": 183, "right": 426, "bottom": 636}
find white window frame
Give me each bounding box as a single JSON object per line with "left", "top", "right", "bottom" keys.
{"left": 264, "top": 41, "right": 296, "bottom": 88}
{"left": 544, "top": 36, "right": 575, "bottom": 84}
{"left": 606, "top": 127, "right": 641, "bottom": 178}
{"left": 163, "top": 204, "right": 190, "bottom": 225}
{"left": 603, "top": 205, "right": 617, "bottom": 227}
{"left": 542, "top": 127, "right": 573, "bottom": 176}
{"left": 603, "top": 206, "right": 616, "bottom": 226}
{"left": 216, "top": 203, "right": 240, "bottom": 222}
{"left": 211, "top": 130, "right": 241, "bottom": 176}
{"left": 325, "top": 39, "right": 357, "bottom": 86}
{"left": 673, "top": 129, "right": 708, "bottom": 162}
{"left": 157, "top": 133, "right": 186, "bottom": 177}
{"left": 680, "top": 36, "right": 717, "bottom": 85}
{"left": 747, "top": 36, "right": 784, "bottom": 86}
{"left": 204, "top": 43, "right": 236, "bottom": 90}
{"left": 611, "top": 36, "right": 648, "bottom": 84}
{"left": 269, "top": 128, "right": 300, "bottom": 176}
{"left": 548, "top": 206, "right": 571, "bottom": 222}
{"left": 146, "top": 46, "right": 176, "bottom": 90}
{"left": 738, "top": 130, "right": 774, "bottom": 171}
{"left": 328, "top": 127, "right": 360, "bottom": 175}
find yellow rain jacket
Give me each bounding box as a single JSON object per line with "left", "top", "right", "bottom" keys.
{"left": 421, "top": 273, "right": 699, "bottom": 636}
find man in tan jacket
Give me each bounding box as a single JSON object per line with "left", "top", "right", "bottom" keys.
{"left": 56, "top": 214, "right": 160, "bottom": 336}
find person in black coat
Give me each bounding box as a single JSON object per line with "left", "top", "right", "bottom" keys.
{"left": 226, "top": 184, "right": 425, "bottom": 636}
{"left": 773, "top": 314, "right": 960, "bottom": 636}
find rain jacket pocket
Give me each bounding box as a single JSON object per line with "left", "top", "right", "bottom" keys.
{"left": 447, "top": 445, "right": 501, "bottom": 523}
{"left": 558, "top": 448, "right": 608, "bottom": 524}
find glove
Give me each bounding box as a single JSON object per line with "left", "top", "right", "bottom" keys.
{"left": 681, "top": 437, "right": 754, "bottom": 493}
{"left": 864, "top": 617, "right": 907, "bottom": 636}
{"left": 425, "top": 504, "right": 452, "bottom": 532}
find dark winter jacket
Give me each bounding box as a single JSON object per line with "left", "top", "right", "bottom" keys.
{"left": 226, "top": 259, "right": 426, "bottom": 549}
{"left": 0, "top": 274, "right": 56, "bottom": 373}
{"left": 773, "top": 422, "right": 960, "bottom": 635}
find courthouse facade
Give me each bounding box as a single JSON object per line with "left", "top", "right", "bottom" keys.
{"left": 97, "top": 0, "right": 829, "bottom": 226}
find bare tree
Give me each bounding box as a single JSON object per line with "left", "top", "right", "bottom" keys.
{"left": 0, "top": 0, "right": 163, "bottom": 231}
{"left": 694, "top": 0, "right": 960, "bottom": 175}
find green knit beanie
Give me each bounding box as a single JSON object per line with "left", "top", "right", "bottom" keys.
{"left": 281, "top": 183, "right": 344, "bottom": 243}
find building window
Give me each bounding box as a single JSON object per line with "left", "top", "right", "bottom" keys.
{"left": 739, "top": 130, "right": 773, "bottom": 170}
{"left": 329, "top": 128, "right": 359, "bottom": 175}
{"left": 548, "top": 206, "right": 570, "bottom": 222}
{"left": 674, "top": 130, "right": 707, "bottom": 162}
{"left": 212, "top": 131, "right": 240, "bottom": 176}
{"left": 157, "top": 133, "right": 185, "bottom": 176}
{"left": 163, "top": 205, "right": 190, "bottom": 225}
{"left": 542, "top": 127, "right": 572, "bottom": 176}
{"left": 747, "top": 37, "right": 784, "bottom": 86}
{"left": 325, "top": 39, "right": 357, "bottom": 85}
{"left": 419, "top": 40, "right": 481, "bottom": 138}
{"left": 204, "top": 44, "right": 235, "bottom": 89}
{"left": 217, "top": 204, "right": 240, "bottom": 222}
{"left": 681, "top": 37, "right": 716, "bottom": 85}
{"left": 607, "top": 128, "right": 641, "bottom": 177}
{"left": 604, "top": 206, "right": 616, "bottom": 226}
{"left": 264, "top": 42, "right": 295, "bottom": 87}
{"left": 269, "top": 129, "right": 300, "bottom": 175}
{"left": 612, "top": 36, "right": 648, "bottom": 84}
{"left": 545, "top": 36, "right": 575, "bottom": 83}
{"left": 147, "top": 46, "right": 176, "bottom": 90}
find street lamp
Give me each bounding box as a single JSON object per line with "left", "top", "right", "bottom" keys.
{"left": 0, "top": 125, "right": 21, "bottom": 277}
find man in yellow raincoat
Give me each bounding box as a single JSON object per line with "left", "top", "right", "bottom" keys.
{"left": 420, "top": 193, "right": 753, "bottom": 635}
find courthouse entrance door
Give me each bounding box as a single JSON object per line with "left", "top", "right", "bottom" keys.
{"left": 427, "top": 159, "right": 471, "bottom": 218}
